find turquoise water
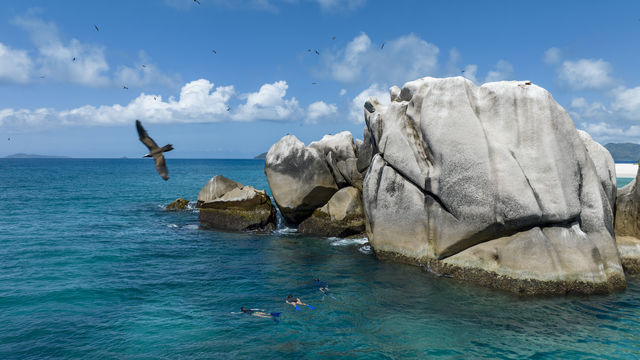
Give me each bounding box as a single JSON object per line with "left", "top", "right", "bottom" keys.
{"left": 1, "top": 159, "right": 639, "bottom": 359}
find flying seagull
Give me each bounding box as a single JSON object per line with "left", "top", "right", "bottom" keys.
{"left": 123, "top": 85, "right": 128, "bottom": 90}
{"left": 381, "top": 42, "right": 384, "bottom": 49}
{"left": 311, "top": 82, "right": 317, "bottom": 85}
{"left": 314, "top": 50, "right": 320, "bottom": 55}
{"left": 212, "top": 50, "right": 217, "bottom": 54}
{"left": 136, "top": 120, "right": 173, "bottom": 180}
{"left": 332, "top": 36, "right": 336, "bottom": 40}
{"left": 142, "top": 64, "right": 147, "bottom": 68}
{"left": 94, "top": 24, "right": 99, "bottom": 32}
{"left": 72, "top": 57, "right": 76, "bottom": 62}
{"left": 226, "top": 105, "right": 230, "bottom": 111}
{"left": 194, "top": 0, "right": 201, "bottom": 4}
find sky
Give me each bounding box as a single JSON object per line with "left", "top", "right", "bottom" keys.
{"left": 1, "top": 0, "right": 640, "bottom": 158}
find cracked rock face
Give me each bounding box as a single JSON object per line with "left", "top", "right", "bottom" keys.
{"left": 614, "top": 166, "right": 640, "bottom": 274}
{"left": 362, "top": 76, "right": 625, "bottom": 294}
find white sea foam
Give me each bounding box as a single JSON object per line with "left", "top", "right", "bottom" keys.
{"left": 358, "top": 245, "right": 372, "bottom": 254}
{"left": 167, "top": 224, "right": 179, "bottom": 228}
{"left": 183, "top": 224, "right": 199, "bottom": 230}
{"left": 329, "top": 237, "right": 368, "bottom": 247}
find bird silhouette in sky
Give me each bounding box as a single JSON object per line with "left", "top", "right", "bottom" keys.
{"left": 142, "top": 64, "right": 146, "bottom": 68}
{"left": 136, "top": 120, "right": 173, "bottom": 181}
{"left": 94, "top": 24, "right": 99, "bottom": 32}
{"left": 212, "top": 50, "right": 217, "bottom": 54}
{"left": 123, "top": 85, "right": 128, "bottom": 90}
{"left": 314, "top": 50, "right": 319, "bottom": 55}
{"left": 226, "top": 105, "right": 231, "bottom": 111}
{"left": 381, "top": 43, "right": 385, "bottom": 49}
{"left": 194, "top": 0, "right": 201, "bottom": 4}
{"left": 312, "top": 82, "right": 317, "bottom": 85}
{"left": 332, "top": 36, "right": 336, "bottom": 40}
{"left": 72, "top": 57, "right": 76, "bottom": 62}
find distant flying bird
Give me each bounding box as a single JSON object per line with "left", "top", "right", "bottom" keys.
{"left": 7, "top": 137, "right": 10, "bottom": 141}
{"left": 39, "top": 75, "right": 45, "bottom": 78}
{"left": 141, "top": 64, "right": 146, "bottom": 68}
{"left": 123, "top": 85, "right": 128, "bottom": 90}
{"left": 381, "top": 43, "right": 384, "bottom": 49}
{"left": 314, "top": 50, "right": 320, "bottom": 55}
{"left": 72, "top": 57, "right": 76, "bottom": 62}
{"left": 226, "top": 105, "right": 230, "bottom": 111}
{"left": 332, "top": 36, "right": 336, "bottom": 40}
{"left": 307, "top": 49, "right": 311, "bottom": 52}
{"left": 311, "top": 82, "right": 317, "bottom": 85}
{"left": 94, "top": 24, "right": 99, "bottom": 32}
{"left": 212, "top": 50, "right": 217, "bottom": 54}
{"left": 136, "top": 120, "right": 173, "bottom": 181}
{"left": 194, "top": 0, "right": 201, "bottom": 4}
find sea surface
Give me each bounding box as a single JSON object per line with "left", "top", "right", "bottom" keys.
{"left": 1, "top": 159, "right": 639, "bottom": 359}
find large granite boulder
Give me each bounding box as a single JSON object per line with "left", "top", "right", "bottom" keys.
{"left": 265, "top": 135, "right": 339, "bottom": 224}
{"left": 361, "top": 76, "right": 624, "bottom": 295}
{"left": 309, "top": 131, "right": 363, "bottom": 189}
{"left": 614, "top": 167, "right": 640, "bottom": 274}
{"left": 298, "top": 186, "right": 366, "bottom": 237}
{"left": 578, "top": 130, "right": 616, "bottom": 211}
{"left": 197, "top": 175, "right": 276, "bottom": 231}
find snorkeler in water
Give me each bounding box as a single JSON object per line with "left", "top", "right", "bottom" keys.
{"left": 239, "top": 306, "right": 281, "bottom": 321}
{"left": 286, "top": 294, "right": 315, "bottom": 310}
{"left": 314, "top": 278, "right": 330, "bottom": 294}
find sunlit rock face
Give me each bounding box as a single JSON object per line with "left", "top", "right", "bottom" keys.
{"left": 361, "top": 76, "right": 625, "bottom": 295}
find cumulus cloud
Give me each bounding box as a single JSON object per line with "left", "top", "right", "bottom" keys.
{"left": 462, "top": 64, "right": 478, "bottom": 84}
{"left": 0, "top": 79, "right": 307, "bottom": 131}
{"left": 339, "top": 89, "right": 346, "bottom": 96}
{"left": 569, "top": 97, "right": 611, "bottom": 121}
{"left": 445, "top": 48, "right": 477, "bottom": 83}
{"left": 9, "top": 14, "right": 178, "bottom": 88}
{"left": 543, "top": 47, "right": 562, "bottom": 64}
{"left": 0, "top": 43, "right": 33, "bottom": 84}
{"left": 611, "top": 86, "right": 640, "bottom": 121}
{"left": 349, "top": 83, "right": 390, "bottom": 123}
{"left": 325, "top": 32, "right": 439, "bottom": 86}
{"left": 306, "top": 101, "right": 338, "bottom": 124}
{"left": 579, "top": 121, "right": 640, "bottom": 143}
{"left": 314, "top": 0, "right": 367, "bottom": 11}
{"left": 558, "top": 59, "right": 615, "bottom": 90}
{"left": 232, "top": 81, "right": 301, "bottom": 121}
{"left": 484, "top": 60, "right": 515, "bottom": 82}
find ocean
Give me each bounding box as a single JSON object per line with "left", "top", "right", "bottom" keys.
{"left": 1, "top": 159, "right": 639, "bottom": 359}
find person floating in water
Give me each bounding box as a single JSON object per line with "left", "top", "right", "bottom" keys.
{"left": 286, "top": 294, "right": 315, "bottom": 310}
{"left": 239, "top": 306, "right": 280, "bottom": 322}
{"left": 314, "top": 278, "right": 330, "bottom": 294}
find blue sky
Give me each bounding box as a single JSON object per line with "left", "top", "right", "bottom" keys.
{"left": 1, "top": 0, "right": 640, "bottom": 158}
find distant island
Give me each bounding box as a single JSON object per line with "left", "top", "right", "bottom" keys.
{"left": 5, "top": 153, "right": 71, "bottom": 159}
{"left": 254, "top": 152, "right": 267, "bottom": 159}
{"left": 605, "top": 143, "right": 640, "bottom": 163}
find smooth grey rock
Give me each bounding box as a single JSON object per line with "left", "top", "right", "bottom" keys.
{"left": 197, "top": 176, "right": 276, "bottom": 231}
{"left": 362, "top": 76, "right": 624, "bottom": 295}
{"left": 265, "top": 135, "right": 338, "bottom": 224}
{"left": 578, "top": 130, "right": 616, "bottom": 212}
{"left": 310, "top": 131, "right": 363, "bottom": 189}
{"left": 298, "top": 186, "right": 366, "bottom": 237}
{"left": 614, "top": 166, "right": 640, "bottom": 274}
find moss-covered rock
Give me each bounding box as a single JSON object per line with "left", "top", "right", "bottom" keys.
{"left": 298, "top": 186, "right": 365, "bottom": 237}
{"left": 166, "top": 198, "right": 190, "bottom": 210}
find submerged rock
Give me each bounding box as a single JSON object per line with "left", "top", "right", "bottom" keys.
{"left": 298, "top": 186, "right": 366, "bottom": 237}
{"left": 166, "top": 198, "right": 190, "bottom": 211}
{"left": 614, "top": 167, "right": 640, "bottom": 274}
{"left": 361, "top": 76, "right": 624, "bottom": 295}
{"left": 197, "top": 175, "right": 276, "bottom": 231}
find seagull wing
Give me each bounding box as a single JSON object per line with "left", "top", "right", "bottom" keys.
{"left": 136, "top": 120, "right": 159, "bottom": 152}
{"left": 154, "top": 153, "right": 169, "bottom": 180}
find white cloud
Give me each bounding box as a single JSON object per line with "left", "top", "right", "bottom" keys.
{"left": 11, "top": 14, "right": 178, "bottom": 88}
{"left": 305, "top": 101, "right": 337, "bottom": 124}
{"left": 484, "top": 60, "right": 515, "bottom": 83}
{"left": 232, "top": 80, "right": 301, "bottom": 121}
{"left": 0, "top": 43, "right": 33, "bottom": 84}
{"left": 339, "top": 89, "right": 347, "bottom": 96}
{"left": 462, "top": 64, "right": 478, "bottom": 84}
{"left": 544, "top": 47, "right": 562, "bottom": 64}
{"left": 569, "top": 97, "right": 611, "bottom": 121}
{"left": 611, "top": 86, "right": 640, "bottom": 121}
{"left": 558, "top": 59, "right": 614, "bottom": 90}
{"left": 325, "top": 32, "right": 440, "bottom": 86}
{"left": 0, "top": 79, "right": 309, "bottom": 131}
{"left": 579, "top": 122, "right": 640, "bottom": 143}
{"left": 349, "top": 83, "right": 390, "bottom": 123}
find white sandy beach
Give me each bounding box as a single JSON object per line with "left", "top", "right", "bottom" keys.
{"left": 616, "top": 163, "right": 638, "bottom": 178}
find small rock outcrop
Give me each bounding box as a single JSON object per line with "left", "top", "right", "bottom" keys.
{"left": 197, "top": 175, "right": 276, "bottom": 231}
{"left": 166, "top": 198, "right": 190, "bottom": 210}
{"left": 361, "top": 76, "right": 624, "bottom": 295}
{"left": 298, "top": 186, "right": 366, "bottom": 237}
{"left": 614, "top": 166, "right": 640, "bottom": 274}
